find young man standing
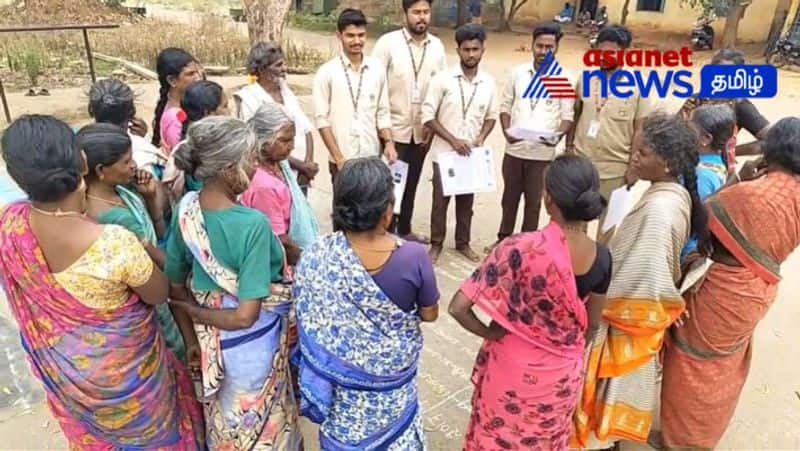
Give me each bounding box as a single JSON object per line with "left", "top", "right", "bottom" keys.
{"left": 488, "top": 21, "right": 575, "bottom": 252}
{"left": 566, "top": 24, "right": 655, "bottom": 244}
{"left": 422, "top": 24, "right": 496, "bottom": 264}
{"left": 372, "top": 0, "right": 447, "bottom": 243}
{"left": 313, "top": 8, "right": 396, "bottom": 184}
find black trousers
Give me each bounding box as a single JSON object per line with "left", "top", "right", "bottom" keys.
{"left": 497, "top": 154, "right": 548, "bottom": 240}
{"left": 392, "top": 140, "right": 428, "bottom": 236}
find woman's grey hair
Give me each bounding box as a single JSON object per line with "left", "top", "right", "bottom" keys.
{"left": 246, "top": 41, "right": 284, "bottom": 76}
{"left": 247, "top": 103, "right": 294, "bottom": 150}
{"left": 332, "top": 157, "right": 395, "bottom": 232}
{"left": 173, "top": 116, "right": 256, "bottom": 181}
{"left": 691, "top": 103, "right": 736, "bottom": 152}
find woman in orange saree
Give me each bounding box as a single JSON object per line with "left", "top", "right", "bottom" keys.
{"left": 572, "top": 114, "right": 709, "bottom": 448}
{"left": 660, "top": 117, "right": 800, "bottom": 449}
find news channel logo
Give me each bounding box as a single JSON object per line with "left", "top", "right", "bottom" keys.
{"left": 523, "top": 51, "right": 778, "bottom": 100}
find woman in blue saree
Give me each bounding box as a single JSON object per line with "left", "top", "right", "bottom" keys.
{"left": 293, "top": 157, "right": 440, "bottom": 449}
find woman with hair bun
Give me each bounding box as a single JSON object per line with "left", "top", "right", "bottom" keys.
{"left": 0, "top": 115, "right": 203, "bottom": 449}
{"left": 165, "top": 116, "right": 301, "bottom": 449}
{"left": 661, "top": 117, "right": 800, "bottom": 449}
{"left": 77, "top": 122, "right": 191, "bottom": 365}
{"left": 574, "top": 114, "right": 708, "bottom": 448}
{"left": 293, "top": 157, "right": 439, "bottom": 449}
{"left": 449, "top": 154, "right": 610, "bottom": 450}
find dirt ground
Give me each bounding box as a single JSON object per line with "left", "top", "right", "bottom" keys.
{"left": 1, "top": 23, "right": 800, "bottom": 450}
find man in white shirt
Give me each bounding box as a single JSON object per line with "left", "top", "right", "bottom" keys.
{"left": 488, "top": 22, "right": 575, "bottom": 251}
{"left": 313, "top": 8, "right": 396, "bottom": 184}
{"left": 372, "top": 0, "right": 447, "bottom": 244}
{"left": 422, "top": 24, "right": 496, "bottom": 264}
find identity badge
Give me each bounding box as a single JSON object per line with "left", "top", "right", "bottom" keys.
{"left": 699, "top": 64, "right": 777, "bottom": 99}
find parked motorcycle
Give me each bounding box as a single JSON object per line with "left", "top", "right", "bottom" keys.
{"left": 691, "top": 14, "right": 715, "bottom": 50}
{"left": 767, "top": 36, "right": 800, "bottom": 68}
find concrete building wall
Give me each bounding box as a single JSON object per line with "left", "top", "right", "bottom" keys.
{"left": 514, "top": 0, "right": 795, "bottom": 44}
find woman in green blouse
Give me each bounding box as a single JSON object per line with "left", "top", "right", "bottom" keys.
{"left": 166, "top": 116, "right": 301, "bottom": 449}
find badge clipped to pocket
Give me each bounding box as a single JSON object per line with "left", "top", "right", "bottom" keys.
{"left": 587, "top": 119, "right": 601, "bottom": 139}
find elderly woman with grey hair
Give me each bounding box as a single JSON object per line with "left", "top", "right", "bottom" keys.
{"left": 241, "top": 103, "right": 320, "bottom": 262}
{"left": 235, "top": 41, "right": 319, "bottom": 195}
{"left": 166, "top": 115, "right": 302, "bottom": 450}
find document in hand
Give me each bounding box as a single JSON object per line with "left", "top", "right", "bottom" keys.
{"left": 438, "top": 147, "right": 497, "bottom": 197}
{"left": 506, "top": 126, "right": 561, "bottom": 143}
{"left": 601, "top": 186, "right": 634, "bottom": 233}
{"left": 388, "top": 160, "right": 408, "bottom": 215}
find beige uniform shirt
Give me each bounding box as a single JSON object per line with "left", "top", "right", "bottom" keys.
{"left": 421, "top": 66, "right": 497, "bottom": 162}
{"left": 574, "top": 73, "right": 656, "bottom": 179}
{"left": 372, "top": 29, "right": 447, "bottom": 144}
{"left": 312, "top": 54, "right": 392, "bottom": 161}
{"left": 501, "top": 63, "right": 576, "bottom": 161}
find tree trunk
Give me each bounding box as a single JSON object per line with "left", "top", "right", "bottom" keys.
{"left": 765, "top": 0, "right": 791, "bottom": 54}
{"left": 504, "top": 0, "right": 529, "bottom": 31}
{"left": 243, "top": 0, "right": 293, "bottom": 45}
{"left": 620, "top": 0, "right": 631, "bottom": 25}
{"left": 457, "top": 0, "right": 469, "bottom": 26}
{"left": 496, "top": 0, "right": 509, "bottom": 31}
{"left": 722, "top": 1, "right": 751, "bottom": 48}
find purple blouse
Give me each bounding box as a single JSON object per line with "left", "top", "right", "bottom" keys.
{"left": 372, "top": 241, "right": 440, "bottom": 312}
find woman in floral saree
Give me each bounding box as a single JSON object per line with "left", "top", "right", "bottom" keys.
{"left": 293, "top": 157, "right": 439, "bottom": 449}
{"left": 166, "top": 116, "right": 301, "bottom": 449}
{"left": 0, "top": 115, "right": 202, "bottom": 449}
{"left": 661, "top": 117, "right": 800, "bottom": 448}
{"left": 573, "top": 114, "right": 709, "bottom": 448}
{"left": 450, "top": 155, "right": 612, "bottom": 450}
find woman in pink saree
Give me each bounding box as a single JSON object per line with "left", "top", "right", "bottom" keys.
{"left": 450, "top": 155, "right": 611, "bottom": 450}
{"left": 0, "top": 115, "right": 203, "bottom": 450}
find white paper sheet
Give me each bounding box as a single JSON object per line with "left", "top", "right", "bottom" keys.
{"left": 601, "top": 185, "right": 634, "bottom": 233}
{"left": 438, "top": 147, "right": 497, "bottom": 197}
{"left": 506, "top": 126, "right": 561, "bottom": 143}
{"left": 388, "top": 160, "right": 408, "bottom": 215}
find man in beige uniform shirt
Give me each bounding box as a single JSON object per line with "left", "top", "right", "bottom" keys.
{"left": 372, "top": 0, "right": 447, "bottom": 243}
{"left": 567, "top": 24, "right": 654, "bottom": 244}
{"left": 313, "top": 8, "right": 396, "bottom": 185}
{"left": 422, "top": 24, "right": 496, "bottom": 264}
{"left": 489, "top": 21, "right": 574, "bottom": 252}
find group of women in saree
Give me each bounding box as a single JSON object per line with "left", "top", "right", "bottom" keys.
{"left": 450, "top": 110, "right": 800, "bottom": 451}
{"left": 2, "top": 40, "right": 800, "bottom": 451}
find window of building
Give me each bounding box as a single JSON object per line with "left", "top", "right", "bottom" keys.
{"left": 637, "top": 0, "right": 664, "bottom": 12}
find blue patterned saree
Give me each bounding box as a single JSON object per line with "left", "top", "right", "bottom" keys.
{"left": 293, "top": 232, "right": 426, "bottom": 450}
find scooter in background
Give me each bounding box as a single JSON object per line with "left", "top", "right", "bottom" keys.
{"left": 767, "top": 35, "right": 800, "bottom": 69}
{"left": 691, "top": 14, "right": 715, "bottom": 50}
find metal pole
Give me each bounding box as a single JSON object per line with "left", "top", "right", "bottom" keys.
{"left": 82, "top": 28, "right": 96, "bottom": 83}
{"left": 0, "top": 79, "right": 10, "bottom": 124}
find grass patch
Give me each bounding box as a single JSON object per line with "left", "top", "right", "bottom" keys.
{"left": 0, "top": 14, "right": 329, "bottom": 91}
{"left": 289, "top": 12, "right": 399, "bottom": 36}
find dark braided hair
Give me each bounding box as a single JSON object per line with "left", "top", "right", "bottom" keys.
{"left": 180, "top": 80, "right": 224, "bottom": 139}
{"left": 152, "top": 48, "right": 197, "bottom": 147}
{"left": 690, "top": 103, "right": 736, "bottom": 170}
{"left": 640, "top": 114, "right": 710, "bottom": 254}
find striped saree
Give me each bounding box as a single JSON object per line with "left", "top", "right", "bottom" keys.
{"left": 572, "top": 182, "right": 690, "bottom": 447}
{"left": 661, "top": 171, "right": 800, "bottom": 448}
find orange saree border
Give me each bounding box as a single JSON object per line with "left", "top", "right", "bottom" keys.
{"left": 572, "top": 296, "right": 683, "bottom": 447}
